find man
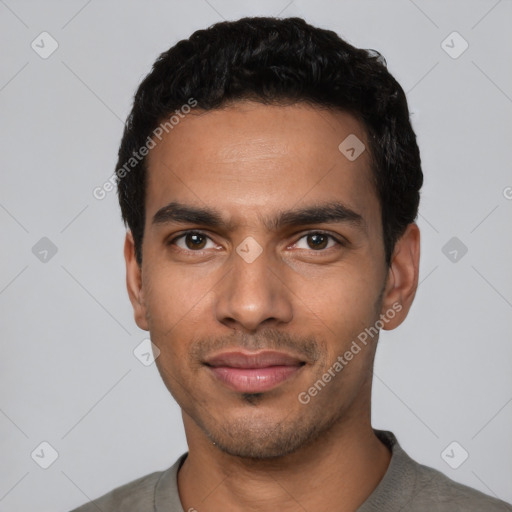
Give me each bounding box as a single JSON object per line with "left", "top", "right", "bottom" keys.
{"left": 73, "top": 16, "right": 512, "bottom": 512}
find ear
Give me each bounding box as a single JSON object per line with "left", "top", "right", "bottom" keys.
{"left": 124, "top": 231, "right": 149, "bottom": 331}
{"left": 380, "top": 223, "right": 420, "bottom": 330}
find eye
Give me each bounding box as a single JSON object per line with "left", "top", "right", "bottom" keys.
{"left": 293, "top": 232, "right": 343, "bottom": 251}
{"left": 168, "top": 231, "right": 217, "bottom": 251}
{"left": 167, "top": 230, "right": 344, "bottom": 254}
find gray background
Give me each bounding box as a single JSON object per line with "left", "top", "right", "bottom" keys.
{"left": 1, "top": 0, "right": 511, "bottom": 510}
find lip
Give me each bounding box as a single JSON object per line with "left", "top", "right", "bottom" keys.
{"left": 204, "top": 350, "right": 305, "bottom": 393}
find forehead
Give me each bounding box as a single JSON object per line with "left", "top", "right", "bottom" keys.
{"left": 144, "top": 101, "right": 379, "bottom": 230}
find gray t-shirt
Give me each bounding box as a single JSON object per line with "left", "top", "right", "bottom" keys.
{"left": 71, "top": 430, "right": 512, "bottom": 511}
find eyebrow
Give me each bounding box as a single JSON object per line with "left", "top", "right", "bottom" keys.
{"left": 152, "top": 200, "right": 366, "bottom": 232}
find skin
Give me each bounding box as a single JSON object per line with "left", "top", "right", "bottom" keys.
{"left": 124, "top": 101, "right": 420, "bottom": 511}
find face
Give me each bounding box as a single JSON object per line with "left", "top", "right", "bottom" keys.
{"left": 125, "top": 101, "right": 418, "bottom": 459}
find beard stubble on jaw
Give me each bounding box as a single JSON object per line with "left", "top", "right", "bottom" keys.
{"left": 182, "top": 328, "right": 342, "bottom": 460}
{"left": 153, "top": 281, "right": 387, "bottom": 459}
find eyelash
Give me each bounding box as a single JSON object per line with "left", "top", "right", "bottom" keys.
{"left": 167, "top": 230, "right": 346, "bottom": 254}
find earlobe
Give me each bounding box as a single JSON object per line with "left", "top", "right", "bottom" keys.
{"left": 380, "top": 223, "right": 420, "bottom": 330}
{"left": 124, "top": 231, "right": 149, "bottom": 331}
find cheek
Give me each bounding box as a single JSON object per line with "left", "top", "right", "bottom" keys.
{"left": 143, "top": 267, "right": 215, "bottom": 401}
{"left": 142, "top": 263, "right": 218, "bottom": 351}
{"left": 287, "top": 261, "right": 379, "bottom": 326}
{"left": 286, "top": 265, "right": 383, "bottom": 386}
{"left": 146, "top": 249, "right": 220, "bottom": 300}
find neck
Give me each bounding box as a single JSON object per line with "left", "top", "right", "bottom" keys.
{"left": 177, "top": 412, "right": 391, "bottom": 512}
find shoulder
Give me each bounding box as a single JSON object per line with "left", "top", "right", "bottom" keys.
{"left": 365, "top": 430, "right": 512, "bottom": 512}
{"left": 409, "top": 459, "right": 512, "bottom": 511}
{"left": 70, "top": 470, "right": 164, "bottom": 512}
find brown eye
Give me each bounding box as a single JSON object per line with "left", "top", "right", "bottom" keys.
{"left": 169, "top": 231, "right": 215, "bottom": 251}
{"left": 306, "top": 233, "right": 329, "bottom": 250}
{"left": 293, "top": 232, "right": 342, "bottom": 252}
{"left": 184, "top": 232, "right": 207, "bottom": 250}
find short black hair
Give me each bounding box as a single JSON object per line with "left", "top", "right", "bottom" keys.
{"left": 116, "top": 16, "right": 422, "bottom": 267}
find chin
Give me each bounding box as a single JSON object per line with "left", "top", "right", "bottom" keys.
{"left": 202, "top": 413, "right": 328, "bottom": 460}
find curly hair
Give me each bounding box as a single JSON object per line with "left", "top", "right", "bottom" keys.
{"left": 116, "top": 16, "right": 423, "bottom": 267}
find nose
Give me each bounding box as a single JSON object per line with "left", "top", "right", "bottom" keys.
{"left": 214, "top": 241, "right": 293, "bottom": 332}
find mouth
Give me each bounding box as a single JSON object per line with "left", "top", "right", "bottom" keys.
{"left": 204, "top": 350, "right": 306, "bottom": 393}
